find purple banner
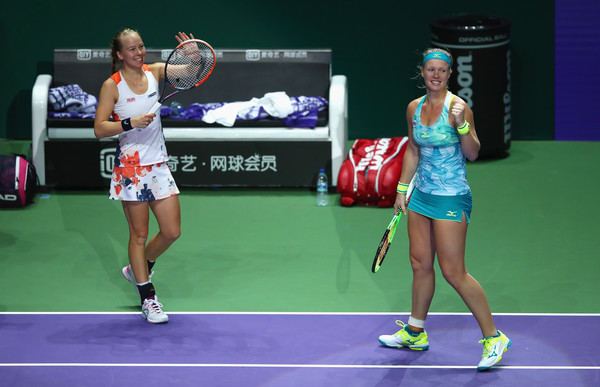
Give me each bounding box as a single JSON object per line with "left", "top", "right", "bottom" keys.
{"left": 555, "top": 0, "right": 600, "bottom": 140}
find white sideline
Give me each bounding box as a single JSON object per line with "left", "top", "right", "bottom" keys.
{"left": 0, "top": 363, "right": 598, "bottom": 370}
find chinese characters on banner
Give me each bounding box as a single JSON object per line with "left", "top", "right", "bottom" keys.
{"left": 100, "top": 148, "right": 277, "bottom": 178}
{"left": 167, "top": 154, "right": 277, "bottom": 173}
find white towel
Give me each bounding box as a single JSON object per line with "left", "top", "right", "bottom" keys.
{"left": 201, "top": 100, "right": 256, "bottom": 127}
{"left": 256, "top": 91, "right": 293, "bottom": 118}
{"left": 201, "top": 92, "right": 293, "bottom": 127}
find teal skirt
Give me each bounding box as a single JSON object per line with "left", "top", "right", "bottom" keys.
{"left": 408, "top": 189, "right": 472, "bottom": 222}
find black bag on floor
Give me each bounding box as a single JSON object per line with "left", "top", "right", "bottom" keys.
{"left": 0, "top": 154, "right": 38, "bottom": 208}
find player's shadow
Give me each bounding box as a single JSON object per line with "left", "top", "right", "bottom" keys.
{"left": 332, "top": 204, "right": 411, "bottom": 304}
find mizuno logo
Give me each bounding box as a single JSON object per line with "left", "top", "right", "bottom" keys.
{"left": 446, "top": 211, "right": 457, "bottom": 217}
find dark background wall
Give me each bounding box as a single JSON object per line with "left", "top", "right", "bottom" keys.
{"left": 1, "top": 0, "right": 553, "bottom": 141}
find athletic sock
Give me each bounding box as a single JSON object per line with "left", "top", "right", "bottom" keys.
{"left": 137, "top": 282, "right": 156, "bottom": 304}
{"left": 405, "top": 325, "right": 424, "bottom": 337}
{"left": 147, "top": 260, "right": 155, "bottom": 272}
{"left": 484, "top": 332, "right": 502, "bottom": 340}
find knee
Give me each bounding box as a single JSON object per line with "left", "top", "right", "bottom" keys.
{"left": 409, "top": 253, "right": 434, "bottom": 275}
{"left": 130, "top": 230, "right": 149, "bottom": 246}
{"left": 162, "top": 227, "right": 181, "bottom": 243}
{"left": 441, "top": 269, "right": 468, "bottom": 289}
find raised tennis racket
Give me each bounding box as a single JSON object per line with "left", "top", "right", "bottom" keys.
{"left": 371, "top": 177, "right": 416, "bottom": 273}
{"left": 148, "top": 39, "right": 216, "bottom": 114}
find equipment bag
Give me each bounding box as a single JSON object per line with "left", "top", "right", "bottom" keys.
{"left": 336, "top": 137, "right": 409, "bottom": 207}
{"left": 0, "top": 154, "right": 38, "bottom": 208}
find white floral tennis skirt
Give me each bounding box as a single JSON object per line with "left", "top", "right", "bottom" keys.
{"left": 109, "top": 162, "right": 179, "bottom": 201}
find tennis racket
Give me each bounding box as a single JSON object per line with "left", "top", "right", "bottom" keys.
{"left": 371, "top": 176, "right": 416, "bottom": 273}
{"left": 148, "top": 39, "right": 216, "bottom": 114}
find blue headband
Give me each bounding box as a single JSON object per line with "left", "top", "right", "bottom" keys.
{"left": 423, "top": 52, "right": 452, "bottom": 66}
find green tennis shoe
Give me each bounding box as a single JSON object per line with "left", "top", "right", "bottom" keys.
{"left": 477, "top": 330, "right": 511, "bottom": 371}
{"left": 378, "top": 320, "right": 429, "bottom": 351}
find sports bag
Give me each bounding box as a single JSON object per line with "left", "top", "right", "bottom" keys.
{"left": 0, "top": 154, "right": 38, "bottom": 208}
{"left": 336, "top": 137, "right": 409, "bottom": 207}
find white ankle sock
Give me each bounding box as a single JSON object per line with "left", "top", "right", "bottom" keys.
{"left": 408, "top": 316, "right": 426, "bottom": 329}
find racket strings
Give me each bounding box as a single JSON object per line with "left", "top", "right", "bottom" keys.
{"left": 166, "top": 42, "right": 215, "bottom": 90}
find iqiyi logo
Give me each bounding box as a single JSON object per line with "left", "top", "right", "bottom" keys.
{"left": 245, "top": 50, "right": 260, "bottom": 61}
{"left": 76, "top": 49, "right": 92, "bottom": 61}
{"left": 100, "top": 148, "right": 116, "bottom": 179}
{"left": 456, "top": 53, "right": 473, "bottom": 108}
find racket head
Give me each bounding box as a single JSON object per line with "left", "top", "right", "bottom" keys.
{"left": 164, "top": 39, "right": 216, "bottom": 91}
{"left": 371, "top": 212, "right": 401, "bottom": 273}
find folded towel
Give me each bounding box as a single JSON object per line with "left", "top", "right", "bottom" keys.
{"left": 48, "top": 84, "right": 97, "bottom": 114}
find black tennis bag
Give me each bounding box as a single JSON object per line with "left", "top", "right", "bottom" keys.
{"left": 0, "top": 154, "right": 38, "bottom": 208}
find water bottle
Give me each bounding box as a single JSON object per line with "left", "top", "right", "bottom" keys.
{"left": 316, "top": 168, "right": 328, "bottom": 206}
{"left": 169, "top": 101, "right": 184, "bottom": 116}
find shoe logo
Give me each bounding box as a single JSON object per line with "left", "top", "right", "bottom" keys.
{"left": 487, "top": 349, "right": 498, "bottom": 358}
{"left": 446, "top": 210, "right": 457, "bottom": 217}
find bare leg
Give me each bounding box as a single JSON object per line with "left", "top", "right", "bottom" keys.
{"left": 407, "top": 210, "right": 437, "bottom": 327}
{"left": 145, "top": 195, "right": 181, "bottom": 262}
{"left": 122, "top": 201, "right": 151, "bottom": 283}
{"left": 434, "top": 213, "right": 498, "bottom": 338}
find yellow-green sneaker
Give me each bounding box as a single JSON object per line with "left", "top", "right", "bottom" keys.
{"left": 378, "top": 320, "right": 429, "bottom": 350}
{"left": 477, "top": 330, "right": 511, "bottom": 371}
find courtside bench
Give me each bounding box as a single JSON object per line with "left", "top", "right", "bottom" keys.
{"left": 31, "top": 48, "right": 347, "bottom": 188}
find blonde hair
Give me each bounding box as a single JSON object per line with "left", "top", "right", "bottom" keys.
{"left": 110, "top": 28, "right": 139, "bottom": 74}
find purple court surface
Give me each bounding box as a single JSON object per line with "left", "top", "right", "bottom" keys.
{"left": 1, "top": 313, "right": 599, "bottom": 386}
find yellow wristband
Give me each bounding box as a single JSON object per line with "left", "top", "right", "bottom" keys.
{"left": 397, "top": 182, "right": 409, "bottom": 194}
{"left": 457, "top": 121, "right": 470, "bottom": 135}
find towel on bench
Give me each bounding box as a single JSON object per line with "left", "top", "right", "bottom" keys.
{"left": 171, "top": 92, "right": 327, "bottom": 128}
{"left": 48, "top": 84, "right": 97, "bottom": 114}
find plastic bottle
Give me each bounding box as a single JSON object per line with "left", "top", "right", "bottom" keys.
{"left": 316, "top": 168, "right": 328, "bottom": 206}
{"left": 169, "top": 101, "right": 184, "bottom": 116}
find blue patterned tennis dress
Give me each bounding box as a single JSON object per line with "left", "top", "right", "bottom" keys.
{"left": 408, "top": 91, "right": 472, "bottom": 222}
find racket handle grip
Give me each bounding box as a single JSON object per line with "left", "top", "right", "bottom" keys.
{"left": 148, "top": 101, "right": 162, "bottom": 114}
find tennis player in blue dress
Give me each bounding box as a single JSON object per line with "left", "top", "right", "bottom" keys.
{"left": 377, "top": 48, "right": 511, "bottom": 371}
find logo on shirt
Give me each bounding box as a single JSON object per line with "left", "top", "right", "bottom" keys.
{"left": 148, "top": 91, "right": 157, "bottom": 98}
{"left": 127, "top": 97, "right": 136, "bottom": 103}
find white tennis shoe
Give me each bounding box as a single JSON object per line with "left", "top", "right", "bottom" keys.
{"left": 477, "top": 330, "right": 511, "bottom": 371}
{"left": 141, "top": 296, "right": 169, "bottom": 324}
